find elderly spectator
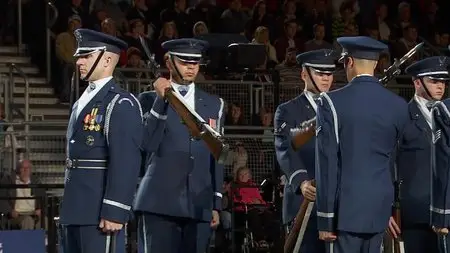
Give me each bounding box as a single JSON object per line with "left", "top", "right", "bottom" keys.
{"left": 193, "top": 21, "right": 209, "bottom": 36}
{"left": 9, "top": 160, "right": 45, "bottom": 230}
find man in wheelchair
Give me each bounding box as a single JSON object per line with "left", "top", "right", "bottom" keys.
{"left": 218, "top": 167, "right": 280, "bottom": 252}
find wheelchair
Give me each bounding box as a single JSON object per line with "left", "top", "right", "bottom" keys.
{"left": 215, "top": 202, "right": 280, "bottom": 253}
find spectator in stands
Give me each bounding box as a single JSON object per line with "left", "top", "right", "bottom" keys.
{"left": 302, "top": 0, "right": 332, "bottom": 42}
{"left": 376, "top": 3, "right": 391, "bottom": 41}
{"left": 101, "top": 18, "right": 128, "bottom": 68}
{"left": 331, "top": 22, "right": 358, "bottom": 53}
{"left": 225, "top": 102, "right": 245, "bottom": 126}
{"left": 55, "top": 0, "right": 89, "bottom": 34}
{"left": 274, "top": 0, "right": 297, "bottom": 39}
{"left": 124, "top": 47, "right": 148, "bottom": 80}
{"left": 303, "top": 23, "right": 332, "bottom": 51}
{"left": 375, "top": 53, "right": 390, "bottom": 75}
{"left": 193, "top": 21, "right": 209, "bottom": 36}
{"left": 231, "top": 166, "right": 273, "bottom": 248}
{"left": 392, "top": 2, "right": 413, "bottom": 39}
{"left": 123, "top": 18, "right": 151, "bottom": 60}
{"left": 275, "top": 47, "right": 301, "bottom": 82}
{"left": 420, "top": 2, "right": 444, "bottom": 41}
{"left": 274, "top": 19, "right": 303, "bottom": 63}
{"left": 331, "top": 1, "right": 358, "bottom": 40}
{"left": 252, "top": 26, "right": 278, "bottom": 69}
{"left": 153, "top": 21, "right": 179, "bottom": 63}
{"left": 91, "top": 0, "right": 128, "bottom": 33}
{"left": 187, "top": 0, "right": 218, "bottom": 33}
{"left": 365, "top": 24, "right": 380, "bottom": 40}
{"left": 126, "top": 0, "right": 158, "bottom": 40}
{"left": 220, "top": 0, "right": 249, "bottom": 34}
{"left": 9, "top": 160, "right": 45, "bottom": 230}
{"left": 231, "top": 141, "right": 248, "bottom": 172}
{"left": 436, "top": 32, "right": 450, "bottom": 49}
{"left": 161, "top": 0, "right": 190, "bottom": 37}
{"left": 92, "top": 9, "right": 109, "bottom": 31}
{"left": 244, "top": 0, "right": 274, "bottom": 41}
{"left": 392, "top": 25, "right": 419, "bottom": 61}
{"left": 55, "top": 15, "right": 82, "bottom": 103}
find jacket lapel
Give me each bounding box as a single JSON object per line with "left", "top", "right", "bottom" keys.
{"left": 409, "top": 100, "right": 431, "bottom": 140}
{"left": 70, "top": 80, "right": 116, "bottom": 138}
{"left": 195, "top": 87, "right": 208, "bottom": 121}
{"left": 298, "top": 93, "right": 316, "bottom": 119}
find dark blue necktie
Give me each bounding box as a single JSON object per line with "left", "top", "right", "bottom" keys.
{"left": 179, "top": 86, "right": 189, "bottom": 96}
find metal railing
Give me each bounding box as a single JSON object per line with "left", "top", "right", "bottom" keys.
{"left": 45, "top": 1, "right": 58, "bottom": 83}
{"left": 7, "top": 64, "right": 30, "bottom": 158}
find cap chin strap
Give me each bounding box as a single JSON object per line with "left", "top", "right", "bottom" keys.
{"left": 305, "top": 67, "right": 320, "bottom": 94}
{"left": 81, "top": 49, "right": 106, "bottom": 81}
{"left": 169, "top": 54, "right": 192, "bottom": 85}
{"left": 419, "top": 78, "right": 436, "bottom": 101}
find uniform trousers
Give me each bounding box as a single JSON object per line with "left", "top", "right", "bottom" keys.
{"left": 326, "top": 231, "right": 383, "bottom": 253}
{"left": 287, "top": 214, "right": 326, "bottom": 253}
{"left": 138, "top": 213, "right": 212, "bottom": 253}
{"left": 60, "top": 225, "right": 125, "bottom": 253}
{"left": 403, "top": 225, "right": 439, "bottom": 253}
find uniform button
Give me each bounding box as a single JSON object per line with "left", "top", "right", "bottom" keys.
{"left": 190, "top": 156, "right": 194, "bottom": 159}
{"left": 70, "top": 140, "right": 75, "bottom": 143}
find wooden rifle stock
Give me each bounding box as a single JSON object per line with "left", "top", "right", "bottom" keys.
{"left": 164, "top": 88, "right": 230, "bottom": 164}
{"left": 291, "top": 117, "right": 316, "bottom": 151}
{"left": 284, "top": 180, "right": 316, "bottom": 253}
{"left": 392, "top": 180, "right": 404, "bottom": 253}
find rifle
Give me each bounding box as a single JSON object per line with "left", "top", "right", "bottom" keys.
{"left": 291, "top": 117, "right": 316, "bottom": 151}
{"left": 290, "top": 42, "right": 425, "bottom": 150}
{"left": 284, "top": 180, "right": 316, "bottom": 253}
{"left": 392, "top": 175, "right": 405, "bottom": 253}
{"left": 139, "top": 36, "right": 230, "bottom": 164}
{"left": 379, "top": 42, "right": 424, "bottom": 86}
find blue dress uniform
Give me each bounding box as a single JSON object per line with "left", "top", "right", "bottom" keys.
{"left": 397, "top": 57, "right": 450, "bottom": 253}
{"left": 431, "top": 98, "right": 450, "bottom": 252}
{"left": 274, "top": 49, "right": 336, "bottom": 253}
{"left": 60, "top": 29, "right": 143, "bottom": 253}
{"left": 315, "top": 36, "right": 409, "bottom": 253}
{"left": 134, "top": 39, "right": 225, "bottom": 253}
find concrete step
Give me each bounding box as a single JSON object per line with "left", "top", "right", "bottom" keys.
{"left": 0, "top": 85, "right": 54, "bottom": 95}
{"left": 13, "top": 97, "right": 60, "bottom": 105}
{"left": 0, "top": 65, "right": 40, "bottom": 74}
{"left": 28, "top": 108, "right": 69, "bottom": 117}
{"left": 0, "top": 56, "right": 31, "bottom": 64}
{"left": 13, "top": 76, "right": 47, "bottom": 84}
{"left": 41, "top": 177, "right": 65, "bottom": 185}
{"left": 0, "top": 46, "right": 27, "bottom": 54}
{"left": 18, "top": 140, "right": 66, "bottom": 150}
{"left": 34, "top": 164, "right": 65, "bottom": 173}
{"left": 27, "top": 130, "right": 67, "bottom": 136}
{"left": 29, "top": 152, "right": 65, "bottom": 162}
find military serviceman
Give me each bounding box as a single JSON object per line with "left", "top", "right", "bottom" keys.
{"left": 387, "top": 56, "right": 449, "bottom": 253}
{"left": 60, "top": 29, "right": 143, "bottom": 253}
{"left": 134, "top": 38, "right": 224, "bottom": 253}
{"left": 430, "top": 77, "right": 450, "bottom": 252}
{"left": 274, "top": 49, "right": 336, "bottom": 253}
{"left": 314, "top": 36, "right": 409, "bottom": 253}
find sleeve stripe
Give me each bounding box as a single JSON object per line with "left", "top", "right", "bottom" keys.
{"left": 215, "top": 192, "right": 223, "bottom": 198}
{"left": 430, "top": 206, "right": 450, "bottom": 215}
{"left": 288, "top": 169, "right": 308, "bottom": 185}
{"left": 103, "top": 199, "right": 131, "bottom": 211}
{"left": 150, "top": 109, "right": 168, "bottom": 120}
{"left": 317, "top": 211, "right": 335, "bottom": 218}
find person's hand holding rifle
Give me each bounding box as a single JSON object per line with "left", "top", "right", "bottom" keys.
{"left": 284, "top": 180, "right": 319, "bottom": 253}
{"left": 387, "top": 179, "right": 404, "bottom": 253}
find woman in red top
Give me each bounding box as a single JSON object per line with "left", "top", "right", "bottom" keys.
{"left": 232, "top": 167, "right": 274, "bottom": 248}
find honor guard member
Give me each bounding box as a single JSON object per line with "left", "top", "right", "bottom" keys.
{"left": 134, "top": 38, "right": 224, "bottom": 253}
{"left": 314, "top": 36, "right": 409, "bottom": 253}
{"left": 274, "top": 49, "right": 336, "bottom": 253}
{"left": 60, "top": 28, "right": 143, "bottom": 253}
{"left": 430, "top": 91, "right": 450, "bottom": 250}
{"left": 388, "top": 56, "right": 450, "bottom": 253}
